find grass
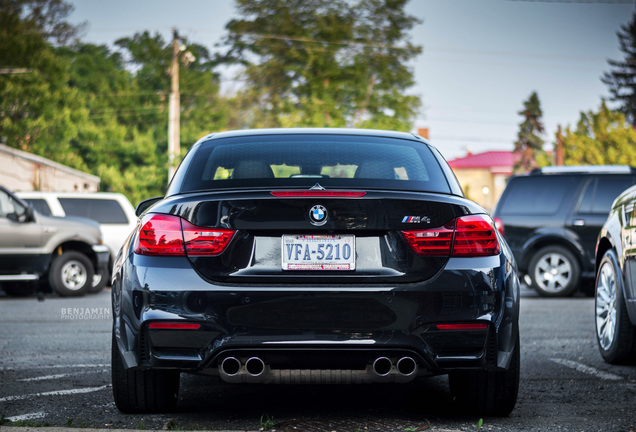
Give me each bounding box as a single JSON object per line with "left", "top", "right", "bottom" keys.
{"left": 259, "top": 414, "right": 275, "bottom": 431}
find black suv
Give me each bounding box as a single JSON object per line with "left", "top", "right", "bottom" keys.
{"left": 493, "top": 166, "right": 636, "bottom": 297}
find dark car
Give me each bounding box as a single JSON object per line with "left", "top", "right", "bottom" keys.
{"left": 493, "top": 166, "right": 636, "bottom": 297}
{"left": 111, "top": 128, "right": 520, "bottom": 416}
{"left": 595, "top": 184, "right": 636, "bottom": 364}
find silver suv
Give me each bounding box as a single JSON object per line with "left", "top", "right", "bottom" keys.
{"left": 0, "top": 186, "right": 110, "bottom": 297}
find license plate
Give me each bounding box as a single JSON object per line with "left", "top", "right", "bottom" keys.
{"left": 281, "top": 234, "right": 355, "bottom": 270}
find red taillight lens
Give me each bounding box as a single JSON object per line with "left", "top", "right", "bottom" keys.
{"left": 452, "top": 215, "right": 500, "bottom": 256}
{"left": 135, "top": 214, "right": 185, "bottom": 255}
{"left": 270, "top": 191, "right": 367, "bottom": 198}
{"left": 148, "top": 322, "right": 201, "bottom": 330}
{"left": 493, "top": 217, "right": 505, "bottom": 237}
{"left": 182, "top": 220, "right": 235, "bottom": 256}
{"left": 134, "top": 214, "right": 235, "bottom": 256}
{"left": 402, "top": 215, "right": 500, "bottom": 257}
{"left": 401, "top": 222, "right": 454, "bottom": 256}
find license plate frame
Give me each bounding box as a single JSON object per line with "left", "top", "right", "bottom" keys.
{"left": 281, "top": 234, "right": 356, "bottom": 270}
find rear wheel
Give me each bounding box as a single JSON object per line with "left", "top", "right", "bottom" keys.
{"left": 48, "top": 251, "right": 94, "bottom": 297}
{"left": 528, "top": 245, "right": 580, "bottom": 297}
{"left": 449, "top": 334, "right": 520, "bottom": 417}
{"left": 111, "top": 334, "right": 180, "bottom": 413}
{"left": 595, "top": 249, "right": 636, "bottom": 364}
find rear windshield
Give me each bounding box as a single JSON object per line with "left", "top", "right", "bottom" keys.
{"left": 178, "top": 135, "right": 451, "bottom": 194}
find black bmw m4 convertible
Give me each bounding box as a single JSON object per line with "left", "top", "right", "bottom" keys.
{"left": 111, "top": 128, "right": 520, "bottom": 416}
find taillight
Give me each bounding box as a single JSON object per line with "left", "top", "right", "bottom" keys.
{"left": 181, "top": 220, "right": 235, "bottom": 255}
{"left": 452, "top": 215, "right": 500, "bottom": 256}
{"left": 134, "top": 214, "right": 235, "bottom": 256}
{"left": 270, "top": 191, "right": 367, "bottom": 197}
{"left": 400, "top": 222, "right": 454, "bottom": 256}
{"left": 402, "top": 215, "right": 500, "bottom": 257}
{"left": 493, "top": 217, "right": 505, "bottom": 237}
{"left": 135, "top": 214, "right": 184, "bottom": 255}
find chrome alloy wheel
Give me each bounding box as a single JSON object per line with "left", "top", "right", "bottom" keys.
{"left": 60, "top": 260, "right": 88, "bottom": 291}
{"left": 596, "top": 260, "right": 617, "bottom": 351}
{"left": 534, "top": 252, "right": 572, "bottom": 293}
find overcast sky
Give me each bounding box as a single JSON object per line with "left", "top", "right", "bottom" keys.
{"left": 66, "top": 0, "right": 635, "bottom": 161}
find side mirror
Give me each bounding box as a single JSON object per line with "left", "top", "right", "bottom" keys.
{"left": 135, "top": 196, "right": 163, "bottom": 217}
{"left": 6, "top": 203, "right": 34, "bottom": 223}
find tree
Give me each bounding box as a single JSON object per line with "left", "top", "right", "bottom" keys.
{"left": 513, "top": 91, "right": 546, "bottom": 173}
{"left": 220, "top": 0, "right": 422, "bottom": 130}
{"left": 602, "top": 11, "right": 636, "bottom": 125}
{"left": 560, "top": 101, "right": 636, "bottom": 166}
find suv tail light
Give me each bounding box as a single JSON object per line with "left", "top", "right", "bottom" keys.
{"left": 134, "top": 214, "right": 235, "bottom": 256}
{"left": 402, "top": 215, "right": 500, "bottom": 257}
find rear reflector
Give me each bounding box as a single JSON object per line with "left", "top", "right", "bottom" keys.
{"left": 134, "top": 214, "right": 235, "bottom": 256}
{"left": 402, "top": 214, "right": 500, "bottom": 257}
{"left": 436, "top": 323, "right": 488, "bottom": 330}
{"left": 148, "top": 322, "right": 201, "bottom": 330}
{"left": 270, "top": 191, "right": 366, "bottom": 198}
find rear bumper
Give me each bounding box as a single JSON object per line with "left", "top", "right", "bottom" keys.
{"left": 112, "top": 254, "right": 520, "bottom": 381}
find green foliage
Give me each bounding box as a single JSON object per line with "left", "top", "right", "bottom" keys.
{"left": 603, "top": 11, "right": 636, "bottom": 125}
{"left": 221, "top": 0, "right": 422, "bottom": 130}
{"left": 560, "top": 101, "right": 636, "bottom": 166}
{"left": 513, "top": 91, "right": 547, "bottom": 173}
{"left": 1, "top": 0, "right": 424, "bottom": 204}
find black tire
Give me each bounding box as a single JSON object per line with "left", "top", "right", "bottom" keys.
{"left": 449, "top": 334, "right": 520, "bottom": 417}
{"left": 48, "top": 251, "right": 94, "bottom": 297}
{"left": 111, "top": 334, "right": 180, "bottom": 413}
{"left": 528, "top": 245, "right": 580, "bottom": 297}
{"left": 595, "top": 249, "right": 636, "bottom": 364}
{"left": 88, "top": 268, "right": 109, "bottom": 294}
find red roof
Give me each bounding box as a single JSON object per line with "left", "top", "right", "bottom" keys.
{"left": 448, "top": 151, "right": 520, "bottom": 174}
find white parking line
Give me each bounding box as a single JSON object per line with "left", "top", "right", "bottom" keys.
{"left": 6, "top": 412, "right": 47, "bottom": 422}
{"left": 0, "top": 385, "right": 110, "bottom": 402}
{"left": 0, "top": 364, "right": 108, "bottom": 372}
{"left": 551, "top": 358, "right": 623, "bottom": 381}
{"left": 18, "top": 369, "right": 109, "bottom": 382}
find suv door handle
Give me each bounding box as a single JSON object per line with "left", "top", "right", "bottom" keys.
{"left": 572, "top": 219, "right": 586, "bottom": 227}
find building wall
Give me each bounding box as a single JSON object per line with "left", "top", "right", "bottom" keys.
{"left": 0, "top": 145, "right": 100, "bottom": 192}
{"left": 453, "top": 168, "right": 508, "bottom": 213}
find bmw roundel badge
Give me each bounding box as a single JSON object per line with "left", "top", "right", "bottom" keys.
{"left": 309, "top": 204, "right": 328, "bottom": 226}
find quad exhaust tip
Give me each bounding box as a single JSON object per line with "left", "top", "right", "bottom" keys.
{"left": 220, "top": 356, "right": 241, "bottom": 376}
{"left": 372, "top": 356, "right": 418, "bottom": 377}
{"left": 245, "top": 357, "right": 266, "bottom": 377}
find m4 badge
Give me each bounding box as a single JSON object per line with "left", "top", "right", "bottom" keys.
{"left": 402, "top": 216, "right": 431, "bottom": 224}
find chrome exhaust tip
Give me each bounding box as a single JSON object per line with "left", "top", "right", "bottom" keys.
{"left": 396, "top": 356, "right": 417, "bottom": 376}
{"left": 372, "top": 357, "right": 393, "bottom": 376}
{"left": 245, "top": 356, "right": 266, "bottom": 377}
{"left": 220, "top": 356, "right": 241, "bottom": 376}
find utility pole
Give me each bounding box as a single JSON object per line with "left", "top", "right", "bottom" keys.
{"left": 555, "top": 125, "right": 564, "bottom": 166}
{"left": 168, "top": 28, "right": 180, "bottom": 181}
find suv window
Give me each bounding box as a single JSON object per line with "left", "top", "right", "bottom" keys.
{"left": 498, "top": 176, "right": 575, "bottom": 216}
{"left": 0, "top": 189, "right": 26, "bottom": 219}
{"left": 59, "top": 198, "right": 129, "bottom": 224}
{"left": 576, "top": 177, "right": 635, "bottom": 214}
{"left": 24, "top": 198, "right": 52, "bottom": 216}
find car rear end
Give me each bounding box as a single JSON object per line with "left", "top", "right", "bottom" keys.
{"left": 111, "top": 129, "right": 520, "bottom": 415}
